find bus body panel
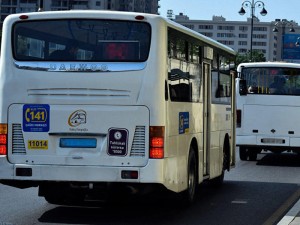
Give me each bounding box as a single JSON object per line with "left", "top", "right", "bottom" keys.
{"left": 236, "top": 62, "right": 300, "bottom": 159}
{"left": 0, "top": 10, "right": 236, "bottom": 199}
{"left": 8, "top": 104, "right": 150, "bottom": 166}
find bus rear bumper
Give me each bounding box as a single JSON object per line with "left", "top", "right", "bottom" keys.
{"left": 237, "top": 135, "right": 300, "bottom": 148}
{"left": 0, "top": 157, "right": 170, "bottom": 189}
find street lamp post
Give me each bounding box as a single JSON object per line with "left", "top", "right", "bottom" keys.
{"left": 238, "top": 0, "right": 267, "bottom": 61}
{"left": 273, "top": 20, "right": 295, "bottom": 61}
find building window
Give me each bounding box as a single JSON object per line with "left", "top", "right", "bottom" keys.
{"left": 218, "top": 40, "right": 234, "bottom": 45}
{"left": 217, "top": 26, "right": 235, "bottom": 31}
{"left": 239, "top": 34, "right": 247, "bottom": 38}
{"left": 182, "top": 24, "right": 194, "bottom": 30}
{"left": 198, "top": 25, "right": 213, "bottom": 29}
{"left": 253, "top": 27, "right": 267, "bottom": 31}
{"left": 217, "top": 33, "right": 235, "bottom": 38}
{"left": 239, "top": 26, "right": 248, "bottom": 31}
{"left": 253, "top": 42, "right": 267, "bottom": 46}
{"left": 253, "top": 34, "right": 267, "bottom": 39}
{"left": 201, "top": 32, "right": 213, "bottom": 37}
{"left": 238, "top": 41, "right": 248, "bottom": 46}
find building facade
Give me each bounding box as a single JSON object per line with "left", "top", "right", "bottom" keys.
{"left": 0, "top": 0, "right": 159, "bottom": 22}
{"left": 174, "top": 13, "right": 300, "bottom": 62}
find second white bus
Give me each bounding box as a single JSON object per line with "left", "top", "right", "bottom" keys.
{"left": 236, "top": 62, "right": 300, "bottom": 161}
{"left": 0, "top": 10, "right": 236, "bottom": 204}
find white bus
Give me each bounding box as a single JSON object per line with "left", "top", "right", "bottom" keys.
{"left": 0, "top": 10, "right": 236, "bottom": 204}
{"left": 236, "top": 62, "right": 300, "bottom": 161}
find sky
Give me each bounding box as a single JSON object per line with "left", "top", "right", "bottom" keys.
{"left": 159, "top": 0, "right": 300, "bottom": 23}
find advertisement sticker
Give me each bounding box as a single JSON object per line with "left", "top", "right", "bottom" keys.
{"left": 23, "top": 104, "right": 50, "bottom": 132}
{"left": 179, "top": 112, "right": 189, "bottom": 134}
{"left": 107, "top": 128, "right": 128, "bottom": 156}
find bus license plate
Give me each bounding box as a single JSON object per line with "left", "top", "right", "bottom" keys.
{"left": 28, "top": 140, "right": 48, "bottom": 150}
{"left": 261, "top": 138, "right": 285, "bottom": 144}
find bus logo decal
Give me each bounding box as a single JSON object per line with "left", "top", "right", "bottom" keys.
{"left": 48, "top": 63, "right": 109, "bottom": 72}
{"left": 107, "top": 128, "right": 128, "bottom": 156}
{"left": 179, "top": 112, "right": 189, "bottom": 134}
{"left": 23, "top": 104, "right": 50, "bottom": 132}
{"left": 68, "top": 110, "right": 87, "bottom": 127}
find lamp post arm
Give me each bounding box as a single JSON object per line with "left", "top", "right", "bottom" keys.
{"left": 253, "top": 1, "right": 265, "bottom": 8}
{"left": 240, "top": 1, "right": 253, "bottom": 15}
{"left": 241, "top": 1, "right": 252, "bottom": 8}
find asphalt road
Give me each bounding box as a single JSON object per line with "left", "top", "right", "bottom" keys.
{"left": 1, "top": 151, "right": 300, "bottom": 225}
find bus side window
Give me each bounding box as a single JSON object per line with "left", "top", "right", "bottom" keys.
{"left": 169, "top": 84, "right": 177, "bottom": 100}
{"left": 239, "top": 79, "right": 248, "bottom": 95}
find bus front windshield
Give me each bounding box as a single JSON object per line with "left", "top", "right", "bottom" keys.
{"left": 13, "top": 19, "right": 151, "bottom": 62}
{"left": 241, "top": 67, "right": 300, "bottom": 95}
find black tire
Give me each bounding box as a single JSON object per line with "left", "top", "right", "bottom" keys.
{"left": 181, "top": 147, "right": 198, "bottom": 205}
{"left": 44, "top": 193, "right": 65, "bottom": 205}
{"left": 210, "top": 146, "right": 228, "bottom": 187}
{"left": 248, "top": 150, "right": 257, "bottom": 161}
{"left": 239, "top": 146, "right": 248, "bottom": 161}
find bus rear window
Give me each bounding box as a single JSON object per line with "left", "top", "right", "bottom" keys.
{"left": 242, "top": 67, "right": 300, "bottom": 95}
{"left": 13, "top": 19, "right": 151, "bottom": 62}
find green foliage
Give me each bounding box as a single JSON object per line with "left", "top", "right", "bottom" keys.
{"left": 235, "top": 50, "right": 266, "bottom": 68}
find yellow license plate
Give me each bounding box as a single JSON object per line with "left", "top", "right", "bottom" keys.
{"left": 28, "top": 140, "right": 48, "bottom": 150}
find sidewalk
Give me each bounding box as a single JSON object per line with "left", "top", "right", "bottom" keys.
{"left": 277, "top": 198, "right": 300, "bottom": 225}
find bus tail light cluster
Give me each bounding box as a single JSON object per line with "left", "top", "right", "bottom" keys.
{"left": 0, "top": 124, "right": 7, "bottom": 155}
{"left": 149, "top": 126, "right": 165, "bottom": 159}
{"left": 236, "top": 109, "right": 241, "bottom": 128}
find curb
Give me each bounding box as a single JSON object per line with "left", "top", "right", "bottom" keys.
{"left": 277, "top": 198, "right": 300, "bottom": 225}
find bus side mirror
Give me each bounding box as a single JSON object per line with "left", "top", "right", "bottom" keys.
{"left": 239, "top": 79, "right": 248, "bottom": 96}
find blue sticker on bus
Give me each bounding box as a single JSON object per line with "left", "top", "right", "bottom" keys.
{"left": 179, "top": 112, "right": 189, "bottom": 134}
{"left": 23, "top": 104, "right": 50, "bottom": 132}
{"left": 107, "top": 128, "right": 128, "bottom": 156}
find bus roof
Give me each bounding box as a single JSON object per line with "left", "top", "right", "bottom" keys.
{"left": 164, "top": 17, "right": 236, "bottom": 56}
{"left": 4, "top": 10, "right": 236, "bottom": 57}
{"left": 237, "top": 62, "right": 300, "bottom": 71}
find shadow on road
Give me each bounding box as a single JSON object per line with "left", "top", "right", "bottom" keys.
{"left": 257, "top": 152, "right": 300, "bottom": 167}
{"left": 37, "top": 180, "right": 298, "bottom": 225}
{"left": 38, "top": 189, "right": 190, "bottom": 225}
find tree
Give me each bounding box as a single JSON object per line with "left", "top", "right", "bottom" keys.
{"left": 235, "top": 50, "right": 266, "bottom": 69}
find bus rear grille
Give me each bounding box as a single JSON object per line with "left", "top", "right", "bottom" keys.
{"left": 130, "top": 126, "right": 146, "bottom": 157}
{"left": 12, "top": 124, "right": 26, "bottom": 154}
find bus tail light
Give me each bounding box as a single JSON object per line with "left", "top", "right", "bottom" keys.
{"left": 149, "top": 126, "right": 164, "bottom": 159}
{"left": 0, "top": 124, "right": 7, "bottom": 155}
{"left": 236, "top": 109, "right": 241, "bottom": 128}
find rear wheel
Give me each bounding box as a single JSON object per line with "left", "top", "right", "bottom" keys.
{"left": 248, "top": 151, "right": 257, "bottom": 161}
{"left": 210, "top": 144, "right": 229, "bottom": 186}
{"left": 181, "top": 147, "right": 198, "bottom": 205}
{"left": 43, "top": 192, "right": 65, "bottom": 205}
{"left": 239, "top": 146, "right": 248, "bottom": 161}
